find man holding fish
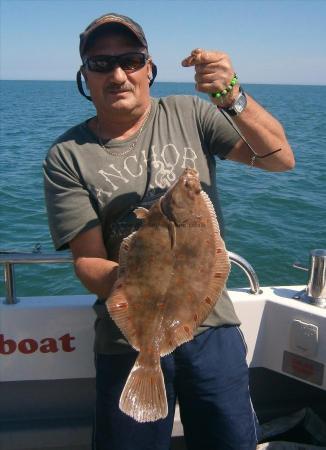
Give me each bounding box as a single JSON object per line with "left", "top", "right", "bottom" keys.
{"left": 43, "top": 12, "right": 295, "bottom": 450}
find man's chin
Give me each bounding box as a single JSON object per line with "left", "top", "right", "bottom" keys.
{"left": 108, "top": 102, "right": 142, "bottom": 118}
{"left": 106, "top": 93, "right": 134, "bottom": 109}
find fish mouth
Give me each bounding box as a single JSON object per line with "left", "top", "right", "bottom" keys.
{"left": 183, "top": 171, "right": 201, "bottom": 193}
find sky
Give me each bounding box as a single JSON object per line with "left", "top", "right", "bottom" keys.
{"left": 1, "top": 0, "right": 326, "bottom": 85}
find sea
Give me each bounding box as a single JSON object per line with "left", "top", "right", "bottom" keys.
{"left": 0, "top": 80, "right": 325, "bottom": 299}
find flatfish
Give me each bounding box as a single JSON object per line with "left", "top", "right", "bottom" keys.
{"left": 106, "top": 168, "right": 230, "bottom": 422}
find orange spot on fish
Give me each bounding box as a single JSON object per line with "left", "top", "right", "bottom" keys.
{"left": 216, "top": 248, "right": 222, "bottom": 254}
{"left": 157, "top": 303, "right": 165, "bottom": 309}
{"left": 117, "top": 302, "right": 128, "bottom": 309}
{"left": 169, "top": 340, "right": 173, "bottom": 346}
{"left": 184, "top": 326, "right": 190, "bottom": 333}
{"left": 193, "top": 314, "right": 198, "bottom": 322}
{"left": 205, "top": 296, "right": 212, "bottom": 305}
{"left": 214, "top": 272, "right": 222, "bottom": 278}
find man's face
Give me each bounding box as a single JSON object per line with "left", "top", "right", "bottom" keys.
{"left": 82, "top": 32, "right": 152, "bottom": 117}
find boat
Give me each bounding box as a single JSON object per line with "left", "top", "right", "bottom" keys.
{"left": 1, "top": 249, "right": 325, "bottom": 450}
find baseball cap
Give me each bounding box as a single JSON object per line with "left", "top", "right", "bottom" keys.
{"left": 79, "top": 13, "right": 149, "bottom": 58}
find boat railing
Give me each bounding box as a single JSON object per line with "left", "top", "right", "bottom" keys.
{"left": 0, "top": 249, "right": 261, "bottom": 305}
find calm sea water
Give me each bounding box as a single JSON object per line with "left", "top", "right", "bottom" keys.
{"left": 0, "top": 80, "right": 325, "bottom": 298}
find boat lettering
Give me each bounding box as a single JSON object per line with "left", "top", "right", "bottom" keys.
{"left": 0, "top": 333, "right": 76, "bottom": 355}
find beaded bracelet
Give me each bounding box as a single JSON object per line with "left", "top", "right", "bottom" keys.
{"left": 211, "top": 74, "right": 238, "bottom": 99}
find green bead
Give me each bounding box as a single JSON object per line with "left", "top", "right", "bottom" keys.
{"left": 231, "top": 78, "right": 237, "bottom": 86}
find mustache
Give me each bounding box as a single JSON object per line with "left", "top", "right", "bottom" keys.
{"left": 106, "top": 83, "right": 134, "bottom": 93}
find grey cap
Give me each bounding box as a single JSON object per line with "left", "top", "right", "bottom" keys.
{"left": 79, "top": 13, "right": 148, "bottom": 57}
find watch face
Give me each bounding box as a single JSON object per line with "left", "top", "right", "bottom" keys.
{"left": 234, "top": 94, "right": 247, "bottom": 113}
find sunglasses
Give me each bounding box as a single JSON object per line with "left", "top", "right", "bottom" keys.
{"left": 83, "top": 52, "right": 149, "bottom": 73}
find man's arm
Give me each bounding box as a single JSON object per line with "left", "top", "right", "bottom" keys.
{"left": 182, "top": 49, "right": 295, "bottom": 172}
{"left": 225, "top": 93, "right": 295, "bottom": 171}
{"left": 69, "top": 225, "right": 118, "bottom": 299}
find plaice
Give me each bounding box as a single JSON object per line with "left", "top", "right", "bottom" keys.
{"left": 106, "top": 168, "right": 230, "bottom": 422}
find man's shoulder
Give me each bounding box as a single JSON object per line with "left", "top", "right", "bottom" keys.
{"left": 52, "top": 120, "right": 90, "bottom": 146}
{"left": 156, "top": 94, "right": 201, "bottom": 106}
{"left": 155, "top": 94, "right": 214, "bottom": 114}
{"left": 45, "top": 120, "right": 93, "bottom": 161}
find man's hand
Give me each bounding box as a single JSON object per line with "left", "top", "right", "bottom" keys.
{"left": 182, "top": 48, "right": 295, "bottom": 172}
{"left": 182, "top": 48, "right": 239, "bottom": 107}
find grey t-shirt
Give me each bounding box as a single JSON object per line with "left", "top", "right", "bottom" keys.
{"left": 43, "top": 95, "right": 241, "bottom": 354}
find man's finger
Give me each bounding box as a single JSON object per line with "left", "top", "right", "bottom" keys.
{"left": 182, "top": 49, "right": 225, "bottom": 67}
{"left": 181, "top": 48, "right": 202, "bottom": 67}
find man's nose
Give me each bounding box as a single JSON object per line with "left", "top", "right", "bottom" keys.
{"left": 109, "top": 66, "right": 128, "bottom": 83}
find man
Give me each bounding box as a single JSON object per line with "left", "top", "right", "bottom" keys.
{"left": 43, "top": 13, "right": 295, "bottom": 450}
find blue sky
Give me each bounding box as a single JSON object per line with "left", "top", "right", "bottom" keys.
{"left": 1, "top": 0, "right": 326, "bottom": 84}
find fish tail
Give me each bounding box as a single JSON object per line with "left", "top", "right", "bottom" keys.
{"left": 119, "top": 352, "right": 168, "bottom": 423}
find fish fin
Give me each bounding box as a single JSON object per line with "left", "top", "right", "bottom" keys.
{"left": 168, "top": 221, "right": 176, "bottom": 249}
{"left": 195, "top": 190, "right": 230, "bottom": 325}
{"left": 119, "top": 232, "right": 137, "bottom": 276}
{"left": 160, "top": 323, "right": 194, "bottom": 356}
{"left": 134, "top": 207, "right": 149, "bottom": 220}
{"left": 200, "top": 190, "right": 221, "bottom": 234}
{"left": 106, "top": 284, "right": 140, "bottom": 351}
{"left": 119, "top": 352, "right": 168, "bottom": 423}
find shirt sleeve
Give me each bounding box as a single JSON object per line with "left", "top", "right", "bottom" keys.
{"left": 43, "top": 144, "right": 100, "bottom": 250}
{"left": 194, "top": 96, "right": 240, "bottom": 159}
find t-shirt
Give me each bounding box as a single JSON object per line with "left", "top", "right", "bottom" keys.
{"left": 43, "top": 95, "right": 241, "bottom": 354}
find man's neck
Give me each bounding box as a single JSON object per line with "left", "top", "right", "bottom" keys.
{"left": 94, "top": 102, "right": 151, "bottom": 141}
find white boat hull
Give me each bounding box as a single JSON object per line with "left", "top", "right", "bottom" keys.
{"left": 1, "top": 286, "right": 325, "bottom": 449}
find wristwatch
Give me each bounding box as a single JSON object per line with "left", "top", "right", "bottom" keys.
{"left": 223, "top": 86, "right": 247, "bottom": 116}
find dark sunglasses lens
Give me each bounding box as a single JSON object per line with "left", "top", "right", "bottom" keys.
{"left": 86, "top": 54, "right": 147, "bottom": 73}
{"left": 86, "top": 57, "right": 114, "bottom": 72}
{"left": 119, "top": 54, "right": 146, "bottom": 71}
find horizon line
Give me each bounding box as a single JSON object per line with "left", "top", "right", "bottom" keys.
{"left": 1, "top": 79, "right": 326, "bottom": 87}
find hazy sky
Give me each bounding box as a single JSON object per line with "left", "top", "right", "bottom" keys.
{"left": 1, "top": 0, "right": 326, "bottom": 84}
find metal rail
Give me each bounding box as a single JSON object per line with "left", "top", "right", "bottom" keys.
{"left": 0, "top": 251, "right": 73, "bottom": 304}
{"left": 0, "top": 250, "right": 261, "bottom": 305}
{"left": 228, "top": 251, "right": 262, "bottom": 295}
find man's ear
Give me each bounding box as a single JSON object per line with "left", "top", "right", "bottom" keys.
{"left": 148, "top": 61, "right": 157, "bottom": 87}
{"left": 147, "top": 60, "right": 153, "bottom": 83}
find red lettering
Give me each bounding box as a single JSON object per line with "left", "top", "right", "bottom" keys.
{"left": 0, "top": 334, "right": 17, "bottom": 355}
{"left": 291, "top": 359, "right": 314, "bottom": 376}
{"left": 40, "top": 338, "right": 59, "bottom": 353}
{"left": 0, "top": 333, "right": 76, "bottom": 355}
{"left": 59, "top": 334, "right": 76, "bottom": 352}
{"left": 18, "top": 339, "right": 38, "bottom": 354}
